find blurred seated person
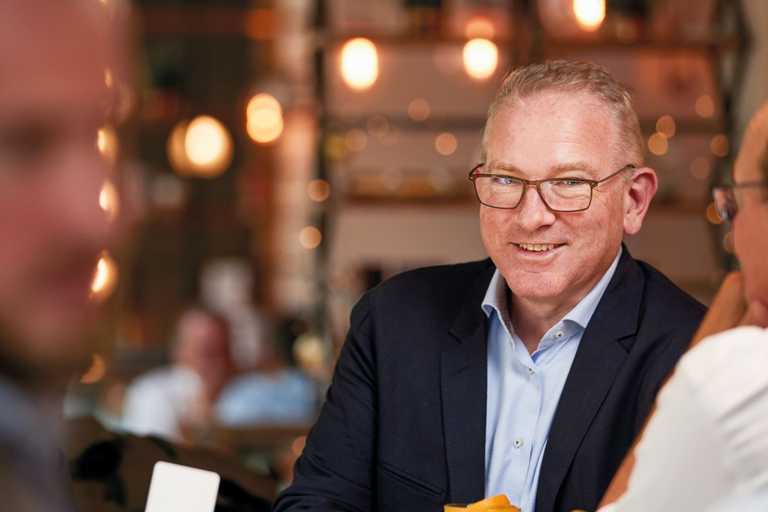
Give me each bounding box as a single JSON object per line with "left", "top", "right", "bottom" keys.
{"left": 216, "top": 316, "right": 317, "bottom": 426}
{"left": 598, "top": 102, "right": 768, "bottom": 512}
{"left": 122, "top": 307, "right": 234, "bottom": 440}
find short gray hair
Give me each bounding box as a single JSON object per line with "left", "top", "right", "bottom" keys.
{"left": 483, "top": 60, "right": 644, "bottom": 166}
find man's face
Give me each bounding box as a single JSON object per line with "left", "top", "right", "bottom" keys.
{"left": 732, "top": 111, "right": 768, "bottom": 306}
{"left": 0, "top": 2, "right": 124, "bottom": 378}
{"left": 481, "top": 91, "right": 632, "bottom": 310}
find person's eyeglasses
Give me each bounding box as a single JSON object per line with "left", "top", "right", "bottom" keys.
{"left": 713, "top": 180, "right": 768, "bottom": 222}
{"left": 468, "top": 164, "right": 636, "bottom": 212}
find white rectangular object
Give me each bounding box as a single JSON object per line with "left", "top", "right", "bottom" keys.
{"left": 144, "top": 461, "right": 220, "bottom": 512}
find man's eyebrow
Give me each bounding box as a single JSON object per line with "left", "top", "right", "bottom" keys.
{"left": 489, "top": 162, "right": 601, "bottom": 176}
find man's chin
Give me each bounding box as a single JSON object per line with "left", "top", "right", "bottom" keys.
{"left": 0, "top": 322, "right": 98, "bottom": 389}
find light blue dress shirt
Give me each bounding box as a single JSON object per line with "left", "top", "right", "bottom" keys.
{"left": 483, "top": 249, "right": 622, "bottom": 511}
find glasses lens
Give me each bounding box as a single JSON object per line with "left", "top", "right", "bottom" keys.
{"left": 540, "top": 179, "right": 592, "bottom": 211}
{"left": 474, "top": 175, "right": 524, "bottom": 208}
{"left": 713, "top": 188, "right": 736, "bottom": 222}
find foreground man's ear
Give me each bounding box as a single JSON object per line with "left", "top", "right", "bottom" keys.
{"left": 622, "top": 167, "right": 658, "bottom": 236}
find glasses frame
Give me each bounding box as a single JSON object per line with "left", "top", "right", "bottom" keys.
{"left": 713, "top": 180, "right": 768, "bottom": 222}
{"left": 468, "top": 163, "right": 637, "bottom": 212}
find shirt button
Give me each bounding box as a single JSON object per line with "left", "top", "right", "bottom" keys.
{"left": 527, "top": 367, "right": 535, "bottom": 375}
{"left": 555, "top": 331, "right": 564, "bottom": 339}
{"left": 513, "top": 438, "right": 524, "bottom": 449}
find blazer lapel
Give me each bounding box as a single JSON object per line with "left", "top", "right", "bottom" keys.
{"left": 442, "top": 261, "right": 495, "bottom": 503}
{"left": 535, "top": 251, "right": 644, "bottom": 512}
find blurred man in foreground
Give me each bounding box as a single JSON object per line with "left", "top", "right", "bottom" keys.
{"left": 275, "top": 61, "right": 705, "bottom": 512}
{"left": 598, "top": 103, "right": 768, "bottom": 512}
{"left": 0, "top": 0, "right": 130, "bottom": 509}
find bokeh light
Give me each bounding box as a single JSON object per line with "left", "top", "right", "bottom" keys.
{"left": 435, "top": 132, "right": 458, "bottom": 156}
{"left": 344, "top": 129, "right": 368, "bottom": 152}
{"left": 80, "top": 354, "right": 107, "bottom": 384}
{"left": 99, "top": 180, "right": 120, "bottom": 221}
{"left": 647, "top": 132, "right": 669, "bottom": 156}
{"left": 689, "top": 157, "right": 712, "bottom": 180}
{"left": 656, "top": 115, "right": 676, "bottom": 138}
{"left": 408, "top": 98, "right": 431, "bottom": 122}
{"left": 465, "top": 16, "right": 495, "bottom": 39}
{"left": 97, "top": 126, "right": 119, "bottom": 166}
{"left": 307, "top": 179, "right": 331, "bottom": 203}
{"left": 299, "top": 226, "right": 322, "bottom": 249}
{"left": 710, "top": 134, "right": 729, "bottom": 157}
{"left": 246, "top": 93, "right": 284, "bottom": 144}
{"left": 90, "top": 251, "right": 119, "bottom": 302}
{"left": 340, "top": 38, "right": 379, "bottom": 90}
{"left": 463, "top": 38, "right": 498, "bottom": 80}
{"left": 695, "top": 95, "right": 715, "bottom": 118}
{"left": 573, "top": 0, "right": 606, "bottom": 32}
{"left": 168, "top": 116, "right": 233, "bottom": 177}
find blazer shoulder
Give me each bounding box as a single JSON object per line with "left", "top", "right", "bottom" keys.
{"left": 637, "top": 260, "right": 707, "bottom": 323}
{"left": 370, "top": 258, "right": 494, "bottom": 304}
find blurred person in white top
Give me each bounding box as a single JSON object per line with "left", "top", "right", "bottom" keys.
{"left": 122, "top": 308, "right": 235, "bottom": 440}
{"left": 599, "top": 103, "right": 768, "bottom": 512}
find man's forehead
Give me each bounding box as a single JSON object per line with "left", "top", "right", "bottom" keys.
{"left": 0, "top": 1, "right": 121, "bottom": 119}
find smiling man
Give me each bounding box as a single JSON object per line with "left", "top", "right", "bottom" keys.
{"left": 274, "top": 60, "right": 705, "bottom": 512}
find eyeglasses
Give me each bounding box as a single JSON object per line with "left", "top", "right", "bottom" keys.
{"left": 713, "top": 180, "right": 768, "bottom": 222}
{"left": 468, "top": 163, "right": 636, "bottom": 212}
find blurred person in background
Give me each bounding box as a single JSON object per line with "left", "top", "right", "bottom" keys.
{"left": 0, "top": 0, "right": 131, "bottom": 510}
{"left": 597, "top": 102, "right": 768, "bottom": 512}
{"left": 216, "top": 315, "right": 317, "bottom": 427}
{"left": 122, "top": 307, "right": 235, "bottom": 441}
{"left": 275, "top": 60, "right": 705, "bottom": 512}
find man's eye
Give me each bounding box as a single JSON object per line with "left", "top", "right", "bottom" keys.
{"left": 491, "top": 176, "right": 519, "bottom": 186}
{"left": 553, "top": 179, "right": 585, "bottom": 187}
{"left": 0, "top": 127, "right": 55, "bottom": 166}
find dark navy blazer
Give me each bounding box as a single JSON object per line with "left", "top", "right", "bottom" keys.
{"left": 274, "top": 250, "right": 706, "bottom": 512}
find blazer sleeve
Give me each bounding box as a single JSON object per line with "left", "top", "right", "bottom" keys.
{"left": 273, "top": 294, "right": 378, "bottom": 512}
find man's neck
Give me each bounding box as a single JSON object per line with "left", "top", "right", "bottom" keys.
{"left": 510, "top": 295, "right": 582, "bottom": 354}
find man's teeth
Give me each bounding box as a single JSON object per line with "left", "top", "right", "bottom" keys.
{"left": 518, "top": 243, "right": 557, "bottom": 252}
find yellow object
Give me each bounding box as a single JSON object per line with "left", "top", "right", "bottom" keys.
{"left": 445, "top": 495, "right": 519, "bottom": 511}
{"left": 468, "top": 495, "right": 511, "bottom": 509}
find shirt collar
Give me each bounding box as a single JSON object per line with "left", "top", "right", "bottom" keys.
{"left": 481, "top": 246, "right": 623, "bottom": 334}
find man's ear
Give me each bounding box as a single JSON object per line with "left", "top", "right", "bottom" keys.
{"left": 623, "top": 167, "right": 658, "bottom": 236}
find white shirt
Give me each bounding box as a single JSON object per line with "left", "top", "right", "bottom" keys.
{"left": 602, "top": 326, "right": 768, "bottom": 512}
{"left": 121, "top": 366, "right": 202, "bottom": 440}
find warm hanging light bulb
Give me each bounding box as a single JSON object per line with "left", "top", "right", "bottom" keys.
{"left": 246, "top": 93, "right": 284, "bottom": 144}
{"left": 340, "top": 38, "right": 379, "bottom": 90}
{"left": 462, "top": 38, "right": 498, "bottom": 80}
{"left": 573, "top": 0, "right": 606, "bottom": 32}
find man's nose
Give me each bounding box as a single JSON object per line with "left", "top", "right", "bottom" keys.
{"left": 515, "top": 184, "right": 557, "bottom": 231}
